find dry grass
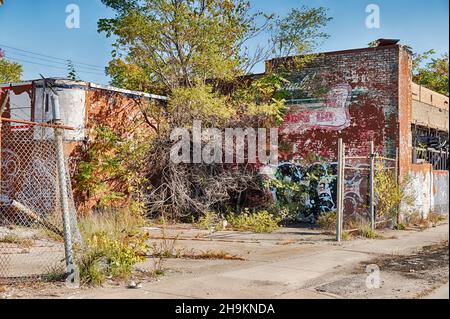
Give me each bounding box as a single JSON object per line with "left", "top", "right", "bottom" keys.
{"left": 180, "top": 249, "right": 246, "bottom": 261}
{"left": 0, "top": 234, "right": 34, "bottom": 248}
{"left": 317, "top": 212, "right": 337, "bottom": 231}
{"left": 75, "top": 209, "right": 150, "bottom": 286}
{"left": 78, "top": 209, "right": 145, "bottom": 241}
{"left": 42, "top": 265, "right": 67, "bottom": 283}
{"left": 150, "top": 227, "right": 182, "bottom": 258}
{"left": 404, "top": 211, "right": 447, "bottom": 230}
{"left": 341, "top": 231, "right": 353, "bottom": 241}
{"left": 427, "top": 212, "right": 447, "bottom": 227}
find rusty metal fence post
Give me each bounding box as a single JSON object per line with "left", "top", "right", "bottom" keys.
{"left": 395, "top": 147, "right": 401, "bottom": 225}
{"left": 336, "top": 138, "right": 345, "bottom": 242}
{"left": 369, "top": 141, "right": 375, "bottom": 231}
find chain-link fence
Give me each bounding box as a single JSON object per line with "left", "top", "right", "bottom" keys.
{"left": 336, "top": 139, "right": 399, "bottom": 240}
{"left": 0, "top": 118, "right": 79, "bottom": 283}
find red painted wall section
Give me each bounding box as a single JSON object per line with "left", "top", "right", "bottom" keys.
{"left": 268, "top": 45, "right": 404, "bottom": 162}
{"left": 398, "top": 47, "right": 413, "bottom": 180}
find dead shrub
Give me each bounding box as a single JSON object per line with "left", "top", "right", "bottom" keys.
{"left": 317, "top": 212, "right": 337, "bottom": 231}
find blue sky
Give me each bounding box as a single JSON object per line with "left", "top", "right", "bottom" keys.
{"left": 0, "top": 0, "right": 448, "bottom": 85}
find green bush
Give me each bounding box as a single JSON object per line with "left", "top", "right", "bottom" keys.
{"left": 374, "top": 162, "right": 413, "bottom": 221}
{"left": 359, "top": 224, "right": 380, "bottom": 239}
{"left": 197, "top": 211, "right": 222, "bottom": 231}
{"left": 76, "top": 210, "right": 150, "bottom": 286}
{"left": 227, "top": 209, "right": 282, "bottom": 233}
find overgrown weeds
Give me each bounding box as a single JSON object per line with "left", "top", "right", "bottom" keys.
{"left": 427, "top": 212, "right": 447, "bottom": 227}
{"left": 341, "top": 231, "right": 353, "bottom": 241}
{"left": 403, "top": 211, "right": 447, "bottom": 230}
{"left": 181, "top": 249, "right": 245, "bottom": 261}
{"left": 197, "top": 211, "right": 223, "bottom": 232}
{"left": 317, "top": 212, "right": 337, "bottom": 231}
{"left": 359, "top": 224, "right": 380, "bottom": 239}
{"left": 150, "top": 228, "right": 181, "bottom": 258}
{"left": 227, "top": 209, "right": 282, "bottom": 233}
{"left": 374, "top": 163, "right": 413, "bottom": 221}
{"left": 75, "top": 209, "right": 150, "bottom": 286}
{"left": 42, "top": 265, "right": 67, "bottom": 283}
{"left": 0, "top": 234, "right": 34, "bottom": 248}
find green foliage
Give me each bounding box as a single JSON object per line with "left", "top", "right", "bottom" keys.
{"left": 42, "top": 265, "right": 67, "bottom": 283}
{"left": 227, "top": 208, "right": 282, "bottom": 233}
{"left": 91, "top": 231, "right": 149, "bottom": 278}
{"left": 374, "top": 162, "right": 412, "bottom": 221}
{"left": 99, "top": 0, "right": 331, "bottom": 94}
{"left": 270, "top": 6, "right": 332, "bottom": 58}
{"left": 74, "top": 125, "right": 151, "bottom": 212}
{"left": 0, "top": 49, "right": 22, "bottom": 83}
{"left": 96, "top": 1, "right": 332, "bottom": 219}
{"left": 77, "top": 210, "right": 149, "bottom": 285}
{"left": 413, "top": 50, "right": 449, "bottom": 96}
{"left": 99, "top": 0, "right": 256, "bottom": 92}
{"left": 341, "top": 231, "right": 353, "bottom": 241}
{"left": 168, "top": 84, "right": 235, "bottom": 126}
{"left": 264, "top": 160, "right": 335, "bottom": 219}
{"left": 233, "top": 73, "right": 288, "bottom": 126}
{"left": 78, "top": 250, "right": 107, "bottom": 286}
{"left": 197, "top": 211, "right": 222, "bottom": 231}
{"left": 67, "top": 60, "right": 79, "bottom": 81}
{"left": 264, "top": 177, "right": 306, "bottom": 217}
{"left": 359, "top": 224, "right": 380, "bottom": 239}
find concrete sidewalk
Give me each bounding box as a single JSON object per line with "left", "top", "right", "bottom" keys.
{"left": 61, "top": 223, "right": 448, "bottom": 299}
{"left": 423, "top": 283, "right": 449, "bottom": 299}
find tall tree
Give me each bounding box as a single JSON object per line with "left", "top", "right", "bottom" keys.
{"left": 0, "top": 48, "right": 23, "bottom": 83}
{"left": 413, "top": 50, "right": 449, "bottom": 96}
{"left": 99, "top": 0, "right": 330, "bottom": 94}
{"left": 94, "top": 0, "right": 332, "bottom": 218}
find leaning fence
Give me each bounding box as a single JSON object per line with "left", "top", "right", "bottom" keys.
{"left": 336, "top": 139, "right": 399, "bottom": 241}
{"left": 0, "top": 118, "right": 80, "bottom": 283}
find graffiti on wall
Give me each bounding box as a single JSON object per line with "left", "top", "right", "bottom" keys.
{"left": 282, "top": 84, "right": 352, "bottom": 133}
{"left": 280, "top": 73, "right": 367, "bottom": 134}
{"left": 0, "top": 146, "right": 58, "bottom": 217}
{"left": 270, "top": 161, "right": 368, "bottom": 220}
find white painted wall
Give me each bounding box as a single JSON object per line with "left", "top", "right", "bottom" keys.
{"left": 406, "top": 167, "right": 449, "bottom": 218}
{"left": 8, "top": 90, "right": 31, "bottom": 130}
{"left": 408, "top": 169, "right": 432, "bottom": 218}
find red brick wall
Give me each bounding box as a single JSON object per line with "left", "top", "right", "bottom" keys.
{"left": 398, "top": 48, "right": 413, "bottom": 179}
{"left": 268, "top": 45, "right": 407, "bottom": 163}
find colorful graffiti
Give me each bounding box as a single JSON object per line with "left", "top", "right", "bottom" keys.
{"left": 270, "top": 161, "right": 368, "bottom": 221}
{"left": 280, "top": 76, "right": 367, "bottom": 134}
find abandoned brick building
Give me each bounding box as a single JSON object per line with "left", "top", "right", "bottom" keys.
{"left": 1, "top": 40, "right": 448, "bottom": 218}
{"left": 267, "top": 40, "right": 449, "bottom": 216}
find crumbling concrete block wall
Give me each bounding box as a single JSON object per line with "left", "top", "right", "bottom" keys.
{"left": 432, "top": 170, "right": 449, "bottom": 214}
{"left": 407, "top": 164, "right": 449, "bottom": 217}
